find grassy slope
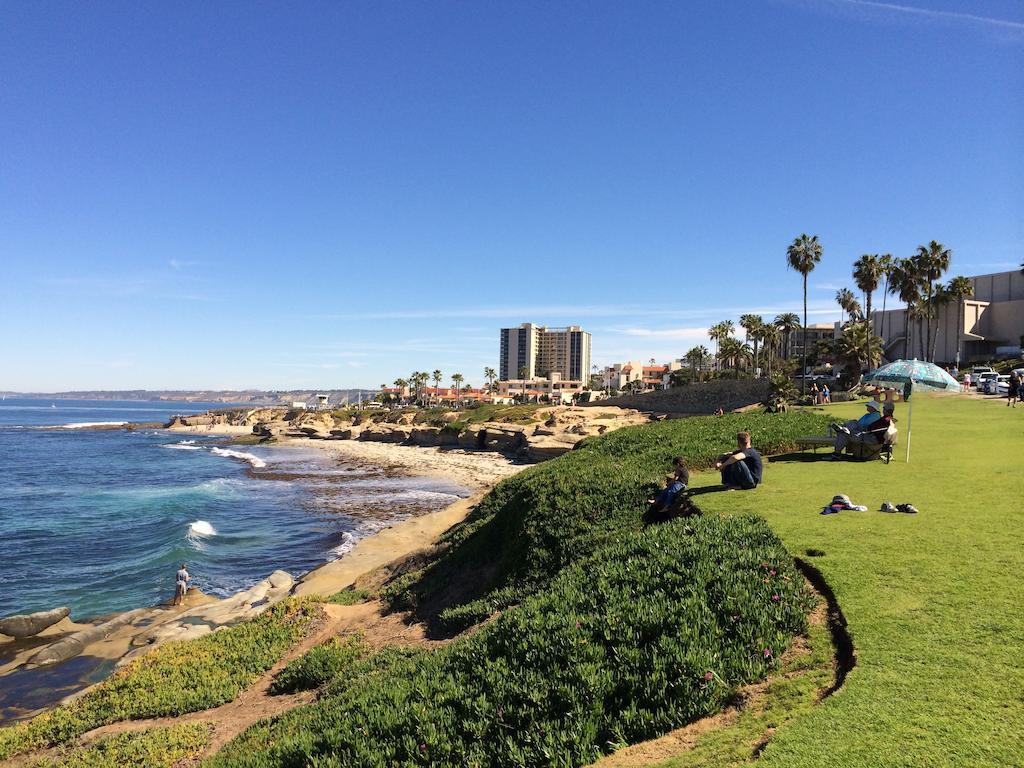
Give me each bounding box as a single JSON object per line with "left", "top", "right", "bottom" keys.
{"left": 662, "top": 395, "right": 1024, "bottom": 767}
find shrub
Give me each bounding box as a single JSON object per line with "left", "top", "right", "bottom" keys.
{"left": 327, "top": 588, "right": 370, "bottom": 605}
{"left": 32, "top": 723, "right": 212, "bottom": 768}
{"left": 0, "top": 599, "right": 318, "bottom": 760}
{"left": 270, "top": 636, "right": 369, "bottom": 694}
{"left": 389, "top": 411, "right": 831, "bottom": 628}
{"left": 209, "top": 515, "right": 811, "bottom": 767}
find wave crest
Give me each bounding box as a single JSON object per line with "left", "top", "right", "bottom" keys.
{"left": 210, "top": 447, "right": 267, "bottom": 468}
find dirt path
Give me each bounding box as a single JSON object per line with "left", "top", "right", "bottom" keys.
{"left": 9, "top": 600, "right": 441, "bottom": 767}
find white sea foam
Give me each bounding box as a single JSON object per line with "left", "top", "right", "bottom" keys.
{"left": 210, "top": 447, "right": 267, "bottom": 468}
{"left": 188, "top": 520, "right": 217, "bottom": 537}
{"left": 161, "top": 442, "right": 202, "bottom": 450}
{"left": 60, "top": 421, "right": 128, "bottom": 429}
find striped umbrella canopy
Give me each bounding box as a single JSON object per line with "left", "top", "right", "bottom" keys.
{"left": 861, "top": 359, "right": 960, "bottom": 462}
{"left": 862, "top": 359, "right": 960, "bottom": 392}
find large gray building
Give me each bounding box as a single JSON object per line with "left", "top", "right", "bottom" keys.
{"left": 499, "top": 324, "right": 591, "bottom": 381}
{"left": 872, "top": 269, "right": 1024, "bottom": 365}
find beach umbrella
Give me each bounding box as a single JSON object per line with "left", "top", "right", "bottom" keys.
{"left": 862, "top": 359, "right": 960, "bottom": 462}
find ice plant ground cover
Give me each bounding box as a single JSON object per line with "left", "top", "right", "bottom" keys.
{"left": 661, "top": 394, "right": 1024, "bottom": 767}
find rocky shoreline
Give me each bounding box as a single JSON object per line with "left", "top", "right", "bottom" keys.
{"left": 167, "top": 404, "right": 651, "bottom": 461}
{"left": 0, "top": 444, "right": 520, "bottom": 723}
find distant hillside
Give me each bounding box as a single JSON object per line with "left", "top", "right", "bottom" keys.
{"left": 0, "top": 389, "right": 377, "bottom": 405}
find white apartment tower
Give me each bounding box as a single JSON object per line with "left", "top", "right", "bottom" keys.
{"left": 499, "top": 324, "right": 591, "bottom": 381}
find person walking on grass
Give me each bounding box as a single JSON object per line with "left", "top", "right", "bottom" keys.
{"left": 715, "top": 432, "right": 762, "bottom": 490}
{"left": 174, "top": 563, "right": 190, "bottom": 606}
{"left": 1009, "top": 372, "right": 1019, "bottom": 408}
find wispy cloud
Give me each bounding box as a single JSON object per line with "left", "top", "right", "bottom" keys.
{"left": 800, "top": 0, "right": 1024, "bottom": 37}
{"left": 168, "top": 259, "right": 199, "bottom": 270}
{"left": 609, "top": 326, "right": 711, "bottom": 340}
{"left": 298, "top": 300, "right": 841, "bottom": 324}
{"left": 814, "top": 281, "right": 845, "bottom": 292}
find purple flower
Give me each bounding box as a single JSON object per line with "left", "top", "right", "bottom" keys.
{"left": 771, "top": 594, "right": 780, "bottom": 602}
{"left": 704, "top": 671, "right": 714, "bottom": 681}
{"left": 763, "top": 647, "right": 773, "bottom": 658}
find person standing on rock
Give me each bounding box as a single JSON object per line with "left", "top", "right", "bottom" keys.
{"left": 174, "top": 563, "right": 190, "bottom": 606}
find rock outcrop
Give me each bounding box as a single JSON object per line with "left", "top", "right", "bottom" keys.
{"left": 0, "top": 607, "right": 70, "bottom": 639}
{"left": 27, "top": 608, "right": 148, "bottom": 667}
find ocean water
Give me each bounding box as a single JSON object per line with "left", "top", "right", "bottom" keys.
{"left": 0, "top": 399, "right": 468, "bottom": 621}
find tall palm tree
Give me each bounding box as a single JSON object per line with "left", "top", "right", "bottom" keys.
{"left": 878, "top": 254, "right": 894, "bottom": 353}
{"left": 518, "top": 365, "right": 530, "bottom": 402}
{"left": 888, "top": 258, "right": 923, "bottom": 359}
{"left": 432, "top": 369, "right": 443, "bottom": 403}
{"left": 786, "top": 233, "right": 823, "bottom": 394}
{"left": 739, "top": 315, "right": 765, "bottom": 374}
{"left": 927, "top": 286, "right": 953, "bottom": 363}
{"left": 774, "top": 313, "right": 800, "bottom": 359}
{"left": 451, "top": 373, "right": 464, "bottom": 408}
{"left": 483, "top": 366, "right": 497, "bottom": 393}
{"left": 853, "top": 254, "right": 884, "bottom": 372}
{"left": 760, "top": 323, "right": 780, "bottom": 379}
{"left": 835, "top": 288, "right": 856, "bottom": 325}
{"left": 945, "top": 276, "right": 974, "bottom": 369}
{"left": 914, "top": 241, "right": 952, "bottom": 361}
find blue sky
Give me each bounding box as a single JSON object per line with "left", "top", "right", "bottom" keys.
{"left": 2, "top": 0, "right": 1021, "bottom": 391}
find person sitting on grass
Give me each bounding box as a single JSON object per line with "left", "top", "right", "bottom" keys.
{"left": 715, "top": 431, "right": 762, "bottom": 490}
{"left": 644, "top": 457, "right": 690, "bottom": 521}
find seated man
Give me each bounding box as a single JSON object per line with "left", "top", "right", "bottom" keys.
{"left": 715, "top": 431, "right": 762, "bottom": 490}
{"left": 830, "top": 402, "right": 892, "bottom": 459}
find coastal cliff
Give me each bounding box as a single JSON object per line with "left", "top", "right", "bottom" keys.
{"left": 167, "top": 404, "right": 652, "bottom": 461}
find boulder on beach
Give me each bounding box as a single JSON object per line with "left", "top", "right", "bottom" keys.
{"left": 0, "top": 607, "right": 71, "bottom": 638}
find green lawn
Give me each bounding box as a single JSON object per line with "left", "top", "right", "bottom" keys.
{"left": 663, "top": 394, "right": 1024, "bottom": 767}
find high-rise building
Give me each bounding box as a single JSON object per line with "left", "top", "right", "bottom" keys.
{"left": 499, "top": 324, "right": 591, "bottom": 381}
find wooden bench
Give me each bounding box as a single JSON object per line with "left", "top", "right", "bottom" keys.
{"left": 794, "top": 436, "right": 835, "bottom": 453}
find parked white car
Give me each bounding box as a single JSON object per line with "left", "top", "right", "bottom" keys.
{"left": 990, "top": 374, "right": 1011, "bottom": 395}
{"left": 975, "top": 372, "right": 999, "bottom": 393}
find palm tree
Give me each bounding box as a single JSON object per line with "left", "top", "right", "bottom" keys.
{"left": 786, "top": 233, "right": 823, "bottom": 394}
{"left": 915, "top": 241, "right": 952, "bottom": 361}
{"left": 927, "top": 286, "right": 953, "bottom": 363}
{"left": 518, "top": 365, "right": 530, "bottom": 402}
{"left": 739, "top": 315, "right": 765, "bottom": 374}
{"left": 483, "top": 366, "right": 497, "bottom": 393}
{"left": 888, "top": 258, "right": 924, "bottom": 359}
{"left": 836, "top": 321, "right": 884, "bottom": 383}
{"left": 760, "top": 323, "right": 780, "bottom": 379}
{"left": 685, "top": 345, "right": 709, "bottom": 380}
{"left": 451, "top": 373, "right": 464, "bottom": 408}
{"left": 945, "top": 276, "right": 974, "bottom": 369}
{"left": 853, "top": 254, "right": 884, "bottom": 372}
{"left": 393, "top": 378, "right": 408, "bottom": 405}
{"left": 718, "top": 338, "right": 751, "bottom": 379}
{"left": 878, "top": 254, "right": 894, "bottom": 354}
{"left": 432, "top": 369, "right": 443, "bottom": 404}
{"left": 774, "top": 313, "right": 800, "bottom": 359}
{"left": 708, "top": 320, "right": 735, "bottom": 371}
{"left": 835, "top": 288, "right": 856, "bottom": 325}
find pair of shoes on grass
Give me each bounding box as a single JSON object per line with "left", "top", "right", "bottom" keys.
{"left": 880, "top": 501, "right": 918, "bottom": 514}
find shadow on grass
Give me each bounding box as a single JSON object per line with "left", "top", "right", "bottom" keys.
{"left": 768, "top": 451, "right": 836, "bottom": 463}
